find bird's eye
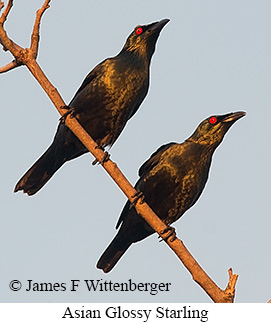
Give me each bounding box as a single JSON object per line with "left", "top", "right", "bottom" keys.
{"left": 209, "top": 117, "right": 217, "bottom": 124}
{"left": 136, "top": 27, "right": 143, "bottom": 35}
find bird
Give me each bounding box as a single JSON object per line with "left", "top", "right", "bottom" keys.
{"left": 97, "top": 111, "right": 246, "bottom": 273}
{"left": 14, "top": 19, "right": 170, "bottom": 196}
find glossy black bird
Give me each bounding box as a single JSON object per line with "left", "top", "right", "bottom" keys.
{"left": 14, "top": 19, "right": 169, "bottom": 196}
{"left": 97, "top": 111, "right": 246, "bottom": 273}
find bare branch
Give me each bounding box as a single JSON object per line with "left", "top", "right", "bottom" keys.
{"left": 0, "top": 2, "right": 4, "bottom": 11}
{"left": 1, "top": 1, "right": 239, "bottom": 303}
{"left": 160, "top": 238, "right": 238, "bottom": 302}
{"left": 0, "top": 59, "right": 18, "bottom": 73}
{"left": 31, "top": 0, "right": 51, "bottom": 58}
{"left": 0, "top": 1, "right": 21, "bottom": 57}
{"left": 0, "top": 31, "right": 21, "bottom": 53}
{"left": 218, "top": 268, "right": 239, "bottom": 303}
{"left": 0, "top": 0, "right": 13, "bottom": 25}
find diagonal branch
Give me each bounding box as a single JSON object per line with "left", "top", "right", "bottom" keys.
{"left": 0, "top": 1, "right": 239, "bottom": 303}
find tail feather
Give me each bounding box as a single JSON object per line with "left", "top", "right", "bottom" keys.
{"left": 97, "top": 234, "right": 132, "bottom": 273}
{"left": 14, "top": 144, "right": 65, "bottom": 196}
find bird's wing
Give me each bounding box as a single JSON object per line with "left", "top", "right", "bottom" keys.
{"left": 116, "top": 142, "right": 178, "bottom": 229}
{"left": 138, "top": 142, "right": 177, "bottom": 177}
{"left": 71, "top": 59, "right": 107, "bottom": 98}
{"left": 116, "top": 143, "right": 178, "bottom": 229}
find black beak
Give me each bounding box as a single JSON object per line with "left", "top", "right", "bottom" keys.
{"left": 222, "top": 111, "right": 246, "bottom": 123}
{"left": 149, "top": 18, "right": 170, "bottom": 33}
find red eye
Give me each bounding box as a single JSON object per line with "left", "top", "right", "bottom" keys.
{"left": 209, "top": 117, "right": 217, "bottom": 124}
{"left": 136, "top": 27, "right": 143, "bottom": 35}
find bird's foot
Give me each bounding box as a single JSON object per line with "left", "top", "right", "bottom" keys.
{"left": 130, "top": 191, "right": 145, "bottom": 208}
{"left": 92, "top": 146, "right": 110, "bottom": 166}
{"left": 100, "top": 151, "right": 111, "bottom": 165}
{"left": 159, "top": 226, "right": 176, "bottom": 243}
{"left": 59, "top": 105, "right": 77, "bottom": 123}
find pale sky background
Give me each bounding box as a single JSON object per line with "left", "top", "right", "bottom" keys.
{"left": 1, "top": 0, "right": 271, "bottom": 303}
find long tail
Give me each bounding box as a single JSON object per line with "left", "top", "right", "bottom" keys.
{"left": 97, "top": 233, "right": 133, "bottom": 273}
{"left": 14, "top": 144, "right": 66, "bottom": 196}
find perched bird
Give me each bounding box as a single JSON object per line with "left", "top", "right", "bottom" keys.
{"left": 14, "top": 19, "right": 170, "bottom": 195}
{"left": 97, "top": 111, "right": 246, "bottom": 273}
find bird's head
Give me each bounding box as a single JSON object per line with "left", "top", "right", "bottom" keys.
{"left": 187, "top": 111, "right": 246, "bottom": 149}
{"left": 121, "top": 18, "right": 170, "bottom": 61}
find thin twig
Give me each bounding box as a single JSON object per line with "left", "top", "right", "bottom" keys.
{"left": 0, "top": 2, "right": 5, "bottom": 12}
{"left": 0, "top": 0, "right": 21, "bottom": 59}
{"left": 218, "top": 268, "right": 239, "bottom": 303}
{"left": 31, "top": 0, "right": 51, "bottom": 58}
{"left": 0, "top": 59, "right": 18, "bottom": 72}
{"left": 0, "top": 0, "right": 13, "bottom": 25}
